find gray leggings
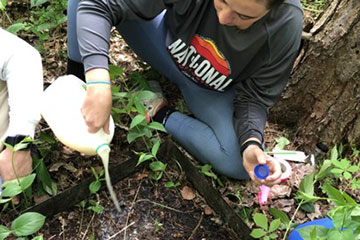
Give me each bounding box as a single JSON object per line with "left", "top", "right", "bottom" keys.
{"left": 67, "top": 0, "right": 248, "bottom": 179}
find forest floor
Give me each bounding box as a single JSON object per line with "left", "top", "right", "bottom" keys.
{"left": 1, "top": 1, "right": 349, "bottom": 240}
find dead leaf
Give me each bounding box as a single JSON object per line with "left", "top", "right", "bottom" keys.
{"left": 271, "top": 199, "right": 295, "bottom": 213}
{"left": 289, "top": 164, "right": 316, "bottom": 188}
{"left": 181, "top": 186, "right": 196, "bottom": 200}
{"left": 49, "top": 162, "right": 65, "bottom": 172}
{"left": 34, "top": 194, "right": 50, "bottom": 205}
{"left": 129, "top": 189, "right": 136, "bottom": 196}
{"left": 67, "top": 211, "right": 78, "bottom": 220}
{"left": 63, "top": 162, "right": 78, "bottom": 173}
{"left": 204, "top": 205, "right": 213, "bottom": 215}
{"left": 270, "top": 184, "right": 292, "bottom": 198}
{"left": 136, "top": 172, "right": 149, "bottom": 181}
{"left": 307, "top": 203, "right": 322, "bottom": 221}
{"left": 171, "top": 233, "right": 184, "bottom": 238}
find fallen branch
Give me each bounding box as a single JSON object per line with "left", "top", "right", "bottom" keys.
{"left": 163, "top": 142, "right": 254, "bottom": 240}
{"left": 24, "top": 157, "right": 141, "bottom": 217}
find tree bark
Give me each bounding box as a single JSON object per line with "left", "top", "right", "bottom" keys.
{"left": 269, "top": 0, "right": 360, "bottom": 153}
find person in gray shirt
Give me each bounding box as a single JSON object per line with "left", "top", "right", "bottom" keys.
{"left": 67, "top": 0, "right": 303, "bottom": 186}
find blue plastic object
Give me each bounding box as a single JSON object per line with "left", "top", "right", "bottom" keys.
{"left": 254, "top": 164, "right": 270, "bottom": 180}
{"left": 288, "top": 218, "right": 334, "bottom": 240}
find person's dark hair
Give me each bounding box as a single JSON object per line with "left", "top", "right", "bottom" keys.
{"left": 264, "top": 0, "right": 286, "bottom": 9}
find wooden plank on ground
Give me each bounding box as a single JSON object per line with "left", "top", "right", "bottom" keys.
{"left": 24, "top": 157, "right": 140, "bottom": 217}
{"left": 164, "top": 142, "right": 254, "bottom": 240}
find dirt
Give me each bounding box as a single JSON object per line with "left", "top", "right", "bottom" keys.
{"left": 40, "top": 170, "right": 235, "bottom": 240}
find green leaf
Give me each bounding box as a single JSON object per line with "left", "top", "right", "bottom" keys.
{"left": 299, "top": 172, "right": 315, "bottom": 196}
{"left": 296, "top": 191, "right": 322, "bottom": 203}
{"left": 0, "top": 198, "right": 12, "bottom": 204}
{"left": 11, "top": 212, "right": 45, "bottom": 236}
{"left": 341, "top": 229, "right": 355, "bottom": 240}
{"left": 7, "top": 23, "right": 27, "bottom": 34}
{"left": 136, "top": 153, "right": 154, "bottom": 166}
{"left": 269, "top": 219, "right": 281, "bottom": 232}
{"left": 127, "top": 130, "right": 145, "bottom": 143}
{"left": 148, "top": 122, "right": 167, "bottom": 132}
{"left": 39, "top": 132, "right": 56, "bottom": 144}
{"left": 165, "top": 181, "right": 175, "bottom": 188}
{"left": 199, "top": 164, "right": 218, "bottom": 179}
{"left": 347, "top": 165, "right": 359, "bottom": 173}
{"left": 149, "top": 170, "right": 163, "bottom": 181}
{"left": 32, "top": 235, "right": 44, "bottom": 240}
{"left": 327, "top": 228, "right": 343, "bottom": 240}
{"left": 149, "top": 161, "right": 166, "bottom": 172}
{"left": 91, "top": 167, "right": 99, "bottom": 180}
{"left": 151, "top": 140, "right": 161, "bottom": 157}
{"left": 134, "top": 97, "right": 146, "bottom": 115}
{"left": 253, "top": 213, "right": 268, "bottom": 231}
{"left": 329, "top": 207, "right": 350, "bottom": 228}
{"left": 30, "top": 0, "right": 49, "bottom": 8}
{"left": 274, "top": 137, "right": 290, "bottom": 150}
{"left": 323, "top": 183, "right": 346, "bottom": 206}
{"left": 316, "top": 160, "right": 332, "bottom": 180}
{"left": 269, "top": 208, "right": 290, "bottom": 225}
{"left": 1, "top": 182, "right": 22, "bottom": 197}
{"left": 269, "top": 233, "right": 278, "bottom": 239}
{"left": 109, "top": 65, "right": 124, "bottom": 79}
{"left": 144, "top": 127, "right": 153, "bottom": 138}
{"left": 330, "top": 145, "right": 338, "bottom": 161}
{"left": 2, "top": 174, "right": 36, "bottom": 197}
{"left": 89, "top": 181, "right": 101, "bottom": 194}
{"left": 310, "top": 227, "right": 317, "bottom": 240}
{"left": 35, "top": 158, "right": 57, "bottom": 196}
{"left": 351, "top": 206, "right": 360, "bottom": 216}
{"left": 164, "top": 181, "right": 180, "bottom": 188}
{"left": 112, "top": 91, "right": 128, "bottom": 99}
{"left": 0, "top": 0, "right": 8, "bottom": 11}
{"left": 19, "top": 174, "right": 36, "bottom": 190}
{"left": 200, "top": 164, "right": 212, "bottom": 172}
{"left": 343, "top": 171, "right": 351, "bottom": 180}
{"left": 137, "top": 90, "right": 157, "bottom": 101}
{"left": 79, "top": 200, "right": 86, "bottom": 208}
{"left": 339, "top": 159, "right": 350, "bottom": 169}
{"left": 301, "top": 202, "right": 315, "bottom": 213}
{"left": 297, "top": 225, "right": 329, "bottom": 239}
{"left": 88, "top": 204, "right": 104, "bottom": 214}
{"left": 0, "top": 225, "right": 11, "bottom": 240}
{"left": 250, "top": 228, "right": 267, "bottom": 238}
{"left": 130, "top": 115, "right": 146, "bottom": 129}
{"left": 330, "top": 168, "right": 344, "bottom": 175}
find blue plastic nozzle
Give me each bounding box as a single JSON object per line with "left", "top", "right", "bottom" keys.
{"left": 254, "top": 164, "right": 270, "bottom": 180}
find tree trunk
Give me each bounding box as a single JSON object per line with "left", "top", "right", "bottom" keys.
{"left": 269, "top": 0, "right": 360, "bottom": 153}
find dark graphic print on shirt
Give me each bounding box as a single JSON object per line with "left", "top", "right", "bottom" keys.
{"left": 168, "top": 35, "right": 233, "bottom": 92}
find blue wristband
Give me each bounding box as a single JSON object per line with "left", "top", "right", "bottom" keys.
{"left": 86, "top": 81, "right": 111, "bottom": 85}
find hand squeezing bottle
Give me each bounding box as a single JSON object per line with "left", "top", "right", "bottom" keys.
{"left": 41, "top": 75, "right": 120, "bottom": 212}
{"left": 255, "top": 157, "right": 292, "bottom": 205}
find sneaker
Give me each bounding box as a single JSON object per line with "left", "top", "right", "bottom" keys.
{"left": 141, "top": 80, "right": 167, "bottom": 122}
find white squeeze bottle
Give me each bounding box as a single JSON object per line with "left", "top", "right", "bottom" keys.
{"left": 41, "top": 75, "right": 120, "bottom": 212}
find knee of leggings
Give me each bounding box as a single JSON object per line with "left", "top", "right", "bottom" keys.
{"left": 210, "top": 155, "right": 249, "bottom": 180}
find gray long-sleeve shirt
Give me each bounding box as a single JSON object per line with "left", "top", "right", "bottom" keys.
{"left": 77, "top": 0, "right": 303, "bottom": 145}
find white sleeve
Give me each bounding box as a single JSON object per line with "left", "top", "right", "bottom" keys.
{"left": 0, "top": 28, "right": 43, "bottom": 138}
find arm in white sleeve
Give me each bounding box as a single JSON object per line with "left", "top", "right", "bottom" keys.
{"left": 0, "top": 28, "right": 43, "bottom": 138}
